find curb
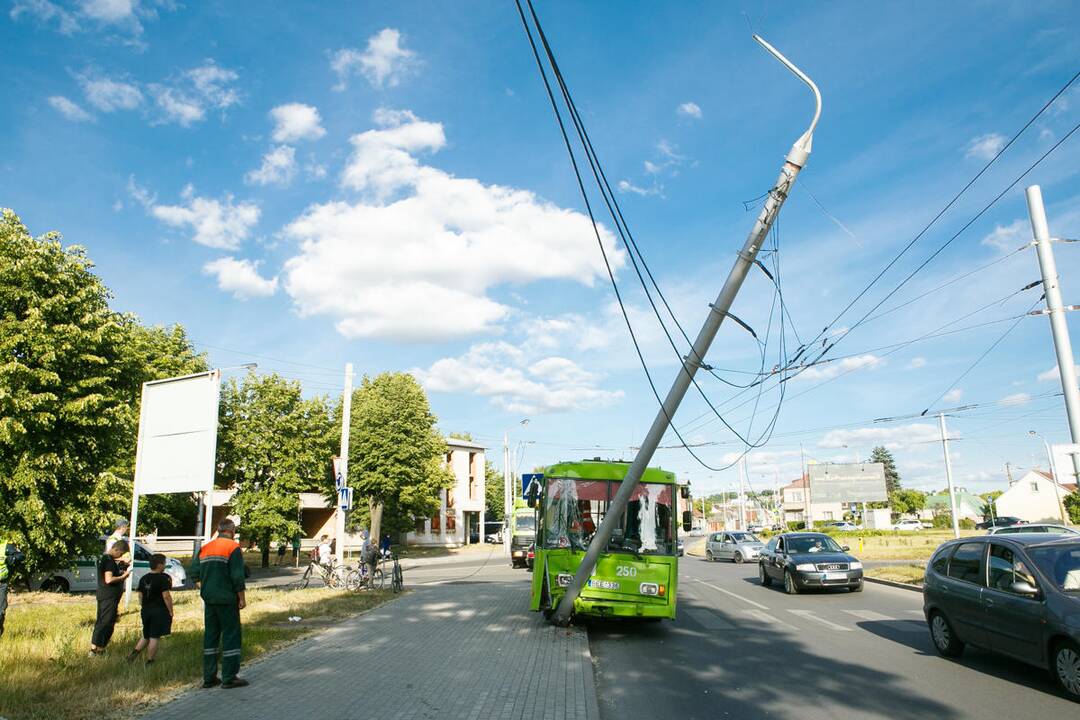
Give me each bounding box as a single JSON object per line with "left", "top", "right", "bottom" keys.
{"left": 864, "top": 576, "right": 923, "bottom": 593}
{"left": 580, "top": 628, "right": 603, "bottom": 720}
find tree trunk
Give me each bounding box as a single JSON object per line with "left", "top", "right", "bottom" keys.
{"left": 261, "top": 531, "right": 271, "bottom": 568}
{"left": 369, "top": 499, "right": 384, "bottom": 549}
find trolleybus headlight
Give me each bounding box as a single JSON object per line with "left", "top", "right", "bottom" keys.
{"left": 556, "top": 573, "right": 572, "bottom": 588}
{"left": 639, "top": 582, "right": 659, "bottom": 596}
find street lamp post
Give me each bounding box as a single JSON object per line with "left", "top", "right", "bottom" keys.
{"left": 503, "top": 418, "right": 529, "bottom": 556}
{"left": 1029, "top": 430, "right": 1069, "bottom": 525}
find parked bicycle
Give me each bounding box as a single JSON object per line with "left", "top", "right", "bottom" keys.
{"left": 299, "top": 556, "right": 349, "bottom": 590}
{"left": 390, "top": 552, "right": 404, "bottom": 593}
{"left": 346, "top": 557, "right": 384, "bottom": 591}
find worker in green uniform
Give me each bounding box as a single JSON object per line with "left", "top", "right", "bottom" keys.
{"left": 189, "top": 518, "right": 248, "bottom": 689}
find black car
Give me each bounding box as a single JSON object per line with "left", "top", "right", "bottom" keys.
{"left": 923, "top": 534, "right": 1080, "bottom": 700}
{"left": 975, "top": 516, "right": 1025, "bottom": 530}
{"left": 758, "top": 532, "right": 864, "bottom": 594}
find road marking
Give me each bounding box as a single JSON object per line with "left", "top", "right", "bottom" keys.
{"left": 843, "top": 609, "right": 893, "bottom": 622}
{"left": 691, "top": 579, "right": 770, "bottom": 610}
{"left": 684, "top": 608, "right": 736, "bottom": 630}
{"left": 741, "top": 609, "right": 797, "bottom": 630}
{"left": 788, "top": 609, "right": 853, "bottom": 632}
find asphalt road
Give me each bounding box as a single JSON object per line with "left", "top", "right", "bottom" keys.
{"left": 587, "top": 555, "right": 1076, "bottom": 719}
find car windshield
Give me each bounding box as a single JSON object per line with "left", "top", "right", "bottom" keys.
{"left": 514, "top": 515, "right": 536, "bottom": 534}
{"left": 729, "top": 533, "right": 760, "bottom": 544}
{"left": 1027, "top": 543, "right": 1080, "bottom": 592}
{"left": 786, "top": 536, "right": 843, "bottom": 554}
{"left": 541, "top": 477, "right": 674, "bottom": 555}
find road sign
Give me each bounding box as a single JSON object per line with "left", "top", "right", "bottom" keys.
{"left": 809, "top": 463, "right": 887, "bottom": 503}
{"left": 338, "top": 487, "right": 353, "bottom": 511}
{"left": 522, "top": 473, "right": 544, "bottom": 500}
{"left": 332, "top": 456, "right": 344, "bottom": 490}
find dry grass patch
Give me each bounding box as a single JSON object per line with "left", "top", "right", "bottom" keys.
{"left": 844, "top": 530, "right": 980, "bottom": 562}
{"left": 865, "top": 565, "right": 925, "bottom": 585}
{"left": 0, "top": 586, "right": 396, "bottom": 720}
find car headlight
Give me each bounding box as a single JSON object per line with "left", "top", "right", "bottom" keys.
{"left": 795, "top": 563, "right": 816, "bottom": 572}
{"left": 848, "top": 561, "right": 862, "bottom": 570}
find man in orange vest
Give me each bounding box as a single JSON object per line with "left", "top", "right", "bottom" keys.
{"left": 190, "top": 518, "right": 248, "bottom": 689}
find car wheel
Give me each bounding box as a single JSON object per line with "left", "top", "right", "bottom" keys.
{"left": 929, "top": 611, "right": 965, "bottom": 658}
{"left": 784, "top": 570, "right": 799, "bottom": 595}
{"left": 1052, "top": 640, "right": 1080, "bottom": 700}
{"left": 849, "top": 580, "right": 864, "bottom": 593}
{"left": 733, "top": 552, "right": 744, "bottom": 564}
{"left": 759, "top": 563, "right": 772, "bottom": 587}
{"left": 41, "top": 577, "right": 70, "bottom": 593}
{"left": 705, "top": 550, "right": 713, "bottom": 562}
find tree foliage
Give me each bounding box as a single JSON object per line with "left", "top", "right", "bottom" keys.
{"left": 216, "top": 373, "right": 336, "bottom": 566}
{"left": 870, "top": 446, "right": 901, "bottom": 495}
{"left": 890, "top": 489, "right": 926, "bottom": 515}
{"left": 1065, "top": 492, "right": 1080, "bottom": 525}
{"left": 484, "top": 460, "right": 505, "bottom": 522}
{"left": 348, "top": 373, "right": 453, "bottom": 541}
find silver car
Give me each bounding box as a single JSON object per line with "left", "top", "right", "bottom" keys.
{"left": 705, "top": 531, "right": 764, "bottom": 564}
{"left": 989, "top": 524, "right": 1079, "bottom": 536}
{"left": 33, "top": 540, "right": 188, "bottom": 593}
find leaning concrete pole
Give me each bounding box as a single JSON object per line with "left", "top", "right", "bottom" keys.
{"left": 552, "top": 36, "right": 822, "bottom": 625}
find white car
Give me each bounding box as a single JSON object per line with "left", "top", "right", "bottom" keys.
{"left": 988, "top": 523, "right": 1079, "bottom": 536}
{"left": 893, "top": 519, "right": 923, "bottom": 531}
{"left": 33, "top": 540, "right": 188, "bottom": 593}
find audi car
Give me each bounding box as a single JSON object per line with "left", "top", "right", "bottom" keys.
{"left": 758, "top": 532, "right": 864, "bottom": 593}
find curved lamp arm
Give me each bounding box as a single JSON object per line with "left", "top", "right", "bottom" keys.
{"left": 752, "top": 34, "right": 822, "bottom": 167}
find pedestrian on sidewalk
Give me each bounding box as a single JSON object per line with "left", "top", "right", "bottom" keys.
{"left": 290, "top": 533, "right": 301, "bottom": 565}
{"left": 1, "top": 536, "right": 26, "bottom": 638}
{"left": 190, "top": 519, "right": 248, "bottom": 689}
{"left": 127, "top": 553, "right": 173, "bottom": 665}
{"left": 276, "top": 539, "right": 287, "bottom": 566}
{"left": 90, "top": 539, "right": 131, "bottom": 656}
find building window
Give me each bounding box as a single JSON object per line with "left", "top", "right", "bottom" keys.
{"left": 468, "top": 474, "right": 476, "bottom": 499}
{"left": 790, "top": 491, "right": 803, "bottom": 503}
{"left": 445, "top": 452, "right": 452, "bottom": 467}
{"left": 1031, "top": 482, "right": 1039, "bottom": 492}
{"left": 447, "top": 488, "right": 456, "bottom": 508}
{"left": 446, "top": 513, "right": 456, "bottom": 531}
{"left": 415, "top": 518, "right": 426, "bottom": 534}
{"left": 823, "top": 511, "right": 834, "bottom": 520}
{"left": 431, "top": 514, "right": 441, "bottom": 532}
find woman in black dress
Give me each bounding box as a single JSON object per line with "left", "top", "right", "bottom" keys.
{"left": 127, "top": 553, "right": 173, "bottom": 665}
{"left": 90, "top": 539, "right": 130, "bottom": 656}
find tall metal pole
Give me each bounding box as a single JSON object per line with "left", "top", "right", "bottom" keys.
{"left": 738, "top": 456, "right": 747, "bottom": 531}
{"left": 503, "top": 430, "right": 511, "bottom": 556}
{"left": 1027, "top": 185, "right": 1080, "bottom": 485}
{"left": 939, "top": 413, "right": 960, "bottom": 539}
{"left": 335, "top": 363, "right": 353, "bottom": 565}
{"left": 1039, "top": 437, "right": 1069, "bottom": 525}
{"left": 552, "top": 35, "right": 821, "bottom": 625}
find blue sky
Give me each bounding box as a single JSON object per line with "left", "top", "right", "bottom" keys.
{"left": 3, "top": 1, "right": 1080, "bottom": 498}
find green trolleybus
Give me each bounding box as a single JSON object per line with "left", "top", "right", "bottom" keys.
{"left": 529, "top": 459, "right": 686, "bottom": 621}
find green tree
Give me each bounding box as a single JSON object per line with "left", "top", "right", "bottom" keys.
{"left": 890, "top": 489, "right": 926, "bottom": 515}
{"left": 216, "top": 373, "right": 336, "bottom": 567}
{"left": 348, "top": 373, "right": 454, "bottom": 542}
{"left": 0, "top": 210, "right": 132, "bottom": 575}
{"left": 870, "top": 446, "right": 901, "bottom": 495}
{"left": 484, "top": 461, "right": 505, "bottom": 523}
{"left": 1064, "top": 492, "right": 1080, "bottom": 525}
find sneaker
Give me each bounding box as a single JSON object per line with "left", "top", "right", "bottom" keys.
{"left": 221, "top": 677, "right": 249, "bottom": 689}
{"left": 202, "top": 677, "right": 221, "bottom": 689}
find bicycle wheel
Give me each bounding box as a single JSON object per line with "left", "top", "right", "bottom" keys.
{"left": 345, "top": 568, "right": 362, "bottom": 592}
{"left": 370, "top": 567, "right": 385, "bottom": 590}
{"left": 300, "top": 563, "right": 313, "bottom": 590}
{"left": 392, "top": 563, "right": 403, "bottom": 593}
{"left": 328, "top": 566, "right": 347, "bottom": 589}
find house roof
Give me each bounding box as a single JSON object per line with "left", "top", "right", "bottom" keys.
{"left": 446, "top": 437, "right": 486, "bottom": 450}
{"left": 781, "top": 474, "right": 809, "bottom": 491}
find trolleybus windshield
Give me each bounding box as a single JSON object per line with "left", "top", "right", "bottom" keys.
{"left": 541, "top": 478, "right": 675, "bottom": 555}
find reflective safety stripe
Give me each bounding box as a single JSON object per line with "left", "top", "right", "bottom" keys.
{"left": 197, "top": 556, "right": 229, "bottom": 563}
{"left": 0, "top": 542, "right": 7, "bottom": 581}
{"left": 203, "top": 649, "right": 219, "bottom": 655}
{"left": 222, "top": 649, "right": 242, "bottom": 657}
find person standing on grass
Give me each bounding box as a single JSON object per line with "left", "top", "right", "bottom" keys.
{"left": 276, "top": 538, "right": 287, "bottom": 566}
{"left": 90, "top": 539, "right": 131, "bottom": 656}
{"left": 127, "top": 553, "right": 173, "bottom": 665}
{"left": 190, "top": 518, "right": 248, "bottom": 689}
{"left": 291, "top": 533, "right": 301, "bottom": 565}
{"left": 1, "top": 537, "right": 26, "bottom": 638}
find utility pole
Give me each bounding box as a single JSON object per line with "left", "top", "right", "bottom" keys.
{"left": 503, "top": 430, "right": 511, "bottom": 557}
{"left": 801, "top": 443, "right": 812, "bottom": 530}
{"left": 551, "top": 35, "right": 821, "bottom": 625}
{"left": 1027, "top": 185, "right": 1080, "bottom": 485}
{"left": 335, "top": 363, "right": 353, "bottom": 565}
{"left": 939, "top": 413, "right": 960, "bottom": 539}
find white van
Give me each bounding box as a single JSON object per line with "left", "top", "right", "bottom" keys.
{"left": 33, "top": 540, "right": 187, "bottom": 593}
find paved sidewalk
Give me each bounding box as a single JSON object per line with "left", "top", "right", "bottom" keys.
{"left": 151, "top": 580, "right": 599, "bottom": 720}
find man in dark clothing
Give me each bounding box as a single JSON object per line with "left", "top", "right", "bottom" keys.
{"left": 190, "top": 519, "right": 248, "bottom": 689}
{"left": 1, "top": 538, "right": 25, "bottom": 638}
{"left": 90, "top": 539, "right": 131, "bottom": 655}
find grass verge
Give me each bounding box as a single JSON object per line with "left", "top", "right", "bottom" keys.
{"left": 865, "top": 565, "right": 925, "bottom": 586}
{"left": 1, "top": 586, "right": 396, "bottom": 720}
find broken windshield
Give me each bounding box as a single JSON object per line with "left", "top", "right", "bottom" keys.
{"left": 541, "top": 478, "right": 675, "bottom": 555}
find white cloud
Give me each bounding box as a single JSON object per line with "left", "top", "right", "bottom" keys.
{"left": 413, "top": 342, "right": 623, "bottom": 414}
{"left": 1037, "top": 364, "right": 1080, "bottom": 382}
{"left": 150, "top": 61, "right": 240, "bottom": 126}
{"left": 245, "top": 145, "right": 297, "bottom": 186}
{"left": 80, "top": 0, "right": 135, "bottom": 23}
{"left": 270, "top": 103, "right": 325, "bottom": 143}
{"left": 677, "top": 101, "right": 702, "bottom": 119}
{"left": 203, "top": 257, "right": 278, "bottom": 299}
{"left": 330, "top": 28, "right": 416, "bottom": 91}
{"left": 11, "top": 0, "right": 79, "bottom": 33}
{"left": 906, "top": 357, "right": 927, "bottom": 370}
{"left": 1000, "top": 392, "right": 1030, "bottom": 406}
{"left": 80, "top": 76, "right": 143, "bottom": 112}
{"left": 965, "top": 132, "right": 1007, "bottom": 161}
{"left": 305, "top": 162, "right": 328, "bottom": 180}
{"left": 48, "top": 95, "right": 92, "bottom": 121}
{"left": 819, "top": 422, "right": 940, "bottom": 450}
{"left": 149, "top": 185, "right": 260, "bottom": 250}
{"left": 981, "top": 218, "right": 1027, "bottom": 251}
{"left": 793, "top": 354, "right": 884, "bottom": 382}
{"left": 942, "top": 388, "right": 963, "bottom": 403}
{"left": 617, "top": 179, "right": 662, "bottom": 197}
{"left": 13, "top": 0, "right": 175, "bottom": 38}
{"left": 281, "top": 108, "right": 624, "bottom": 342}
{"left": 126, "top": 174, "right": 156, "bottom": 209}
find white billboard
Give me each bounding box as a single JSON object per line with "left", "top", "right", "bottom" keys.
{"left": 1051, "top": 443, "right": 1080, "bottom": 485}
{"left": 134, "top": 371, "right": 221, "bottom": 495}
{"left": 809, "top": 462, "right": 887, "bottom": 503}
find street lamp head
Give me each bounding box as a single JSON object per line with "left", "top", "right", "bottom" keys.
{"left": 520, "top": 418, "right": 530, "bottom": 427}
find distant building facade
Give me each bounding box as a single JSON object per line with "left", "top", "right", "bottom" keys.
{"left": 407, "top": 437, "right": 487, "bottom": 547}
{"left": 995, "top": 469, "right": 1076, "bottom": 524}
{"left": 781, "top": 474, "right": 844, "bottom": 526}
